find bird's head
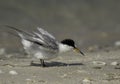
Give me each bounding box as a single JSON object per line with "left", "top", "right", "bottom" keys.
{"left": 61, "top": 39, "right": 85, "bottom": 56}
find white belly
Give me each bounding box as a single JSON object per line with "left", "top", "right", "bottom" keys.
{"left": 34, "top": 51, "right": 58, "bottom": 60}
{"left": 21, "top": 39, "right": 58, "bottom": 60}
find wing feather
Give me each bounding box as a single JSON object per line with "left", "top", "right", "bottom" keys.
{"left": 36, "top": 27, "right": 58, "bottom": 50}
{"left": 37, "top": 27, "right": 55, "bottom": 40}
{"left": 5, "top": 25, "right": 58, "bottom": 50}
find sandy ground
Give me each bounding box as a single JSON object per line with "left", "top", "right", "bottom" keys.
{"left": 0, "top": 1, "right": 120, "bottom": 84}
{"left": 0, "top": 48, "right": 120, "bottom": 84}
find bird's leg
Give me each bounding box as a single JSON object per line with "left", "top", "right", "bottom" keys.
{"left": 30, "top": 60, "right": 34, "bottom": 65}
{"left": 40, "top": 59, "right": 46, "bottom": 67}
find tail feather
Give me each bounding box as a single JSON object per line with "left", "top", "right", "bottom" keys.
{"left": 4, "top": 25, "right": 45, "bottom": 45}
{"left": 4, "top": 25, "right": 32, "bottom": 37}
{"left": 7, "top": 31, "right": 19, "bottom": 38}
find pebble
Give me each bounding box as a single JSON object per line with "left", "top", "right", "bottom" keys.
{"left": 111, "top": 62, "right": 119, "bottom": 66}
{"left": 77, "top": 70, "right": 87, "bottom": 73}
{"left": 9, "top": 70, "right": 18, "bottom": 75}
{"left": 0, "top": 48, "right": 6, "bottom": 55}
{"left": 60, "top": 74, "right": 68, "bottom": 78}
{"left": 82, "top": 78, "right": 91, "bottom": 84}
{"left": 115, "top": 41, "right": 120, "bottom": 46}
{"left": 26, "top": 78, "right": 31, "bottom": 81}
{"left": 87, "top": 45, "right": 100, "bottom": 52}
{"left": 0, "top": 70, "right": 3, "bottom": 74}
{"left": 92, "top": 61, "right": 106, "bottom": 66}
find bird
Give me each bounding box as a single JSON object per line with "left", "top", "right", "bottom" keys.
{"left": 5, "top": 25, "right": 84, "bottom": 67}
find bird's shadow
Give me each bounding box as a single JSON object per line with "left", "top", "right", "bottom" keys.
{"left": 30, "top": 61, "right": 84, "bottom": 67}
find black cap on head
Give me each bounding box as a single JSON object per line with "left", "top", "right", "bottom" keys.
{"left": 61, "top": 39, "right": 85, "bottom": 56}
{"left": 61, "top": 39, "right": 75, "bottom": 48}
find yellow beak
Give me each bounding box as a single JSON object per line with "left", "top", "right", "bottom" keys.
{"left": 74, "top": 48, "right": 85, "bottom": 56}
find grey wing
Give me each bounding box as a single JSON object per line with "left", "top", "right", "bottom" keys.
{"left": 34, "top": 27, "right": 59, "bottom": 50}
{"left": 6, "top": 25, "right": 59, "bottom": 51}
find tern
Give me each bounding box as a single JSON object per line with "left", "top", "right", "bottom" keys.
{"left": 5, "top": 25, "right": 84, "bottom": 67}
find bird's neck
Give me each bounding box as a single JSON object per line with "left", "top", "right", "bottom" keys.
{"left": 58, "top": 43, "right": 73, "bottom": 53}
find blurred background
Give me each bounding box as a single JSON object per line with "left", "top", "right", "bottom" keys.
{"left": 0, "top": 0, "right": 120, "bottom": 53}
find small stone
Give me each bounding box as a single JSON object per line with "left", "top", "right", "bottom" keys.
{"left": 5, "top": 54, "right": 13, "bottom": 58}
{"left": 82, "top": 78, "right": 91, "bottom": 84}
{"left": 0, "top": 48, "right": 6, "bottom": 55}
{"left": 9, "top": 70, "right": 18, "bottom": 75}
{"left": 111, "top": 62, "right": 119, "bottom": 66}
{"left": 60, "top": 74, "right": 67, "bottom": 78}
{"left": 92, "top": 61, "right": 106, "bottom": 66}
{"left": 26, "top": 78, "right": 31, "bottom": 81}
{"left": 115, "top": 41, "right": 120, "bottom": 46}
{"left": 77, "top": 70, "right": 87, "bottom": 73}
{"left": 0, "top": 70, "right": 3, "bottom": 74}
{"left": 87, "top": 45, "right": 99, "bottom": 52}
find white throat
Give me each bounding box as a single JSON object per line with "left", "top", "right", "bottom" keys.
{"left": 58, "top": 43, "right": 73, "bottom": 53}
